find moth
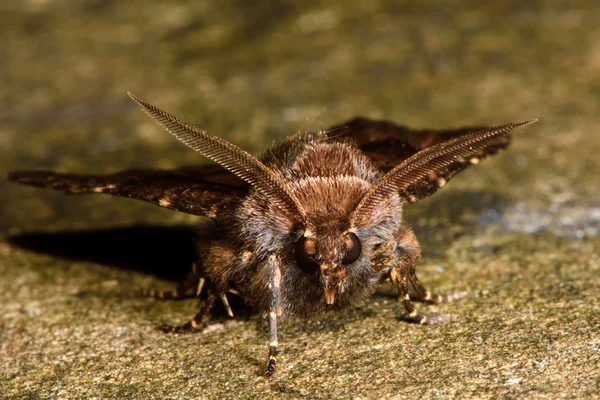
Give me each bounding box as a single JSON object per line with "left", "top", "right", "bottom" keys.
{"left": 8, "top": 92, "right": 535, "bottom": 377}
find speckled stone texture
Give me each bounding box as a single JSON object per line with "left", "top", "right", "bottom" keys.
{"left": 1, "top": 1, "right": 599, "bottom": 398}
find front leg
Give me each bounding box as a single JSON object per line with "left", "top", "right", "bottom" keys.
{"left": 158, "top": 289, "right": 218, "bottom": 333}
{"left": 408, "top": 274, "right": 466, "bottom": 305}
{"left": 157, "top": 238, "right": 238, "bottom": 333}
{"left": 263, "top": 254, "right": 283, "bottom": 378}
{"left": 390, "top": 266, "right": 448, "bottom": 324}
{"left": 390, "top": 227, "right": 466, "bottom": 324}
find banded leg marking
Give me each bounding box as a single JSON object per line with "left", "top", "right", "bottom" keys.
{"left": 265, "top": 311, "right": 278, "bottom": 378}
{"left": 264, "top": 254, "right": 282, "bottom": 378}
{"left": 159, "top": 291, "right": 218, "bottom": 334}
{"left": 391, "top": 266, "right": 447, "bottom": 325}
{"left": 220, "top": 293, "right": 234, "bottom": 318}
{"left": 196, "top": 277, "right": 206, "bottom": 296}
{"left": 409, "top": 275, "right": 467, "bottom": 304}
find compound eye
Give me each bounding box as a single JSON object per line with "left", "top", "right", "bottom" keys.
{"left": 342, "top": 232, "right": 361, "bottom": 265}
{"left": 294, "top": 237, "right": 318, "bottom": 273}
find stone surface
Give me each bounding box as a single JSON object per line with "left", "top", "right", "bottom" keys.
{"left": 1, "top": 0, "right": 599, "bottom": 398}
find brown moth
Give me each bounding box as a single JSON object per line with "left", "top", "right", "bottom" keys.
{"left": 8, "top": 93, "right": 536, "bottom": 377}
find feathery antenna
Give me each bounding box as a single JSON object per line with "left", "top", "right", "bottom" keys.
{"left": 352, "top": 119, "right": 537, "bottom": 223}
{"left": 127, "top": 92, "right": 305, "bottom": 220}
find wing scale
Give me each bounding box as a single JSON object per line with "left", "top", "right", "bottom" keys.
{"left": 8, "top": 167, "right": 248, "bottom": 218}
{"left": 330, "top": 117, "right": 519, "bottom": 202}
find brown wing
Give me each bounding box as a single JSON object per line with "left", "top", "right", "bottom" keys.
{"left": 8, "top": 166, "right": 249, "bottom": 218}
{"left": 352, "top": 122, "right": 535, "bottom": 224}
{"left": 329, "top": 117, "right": 513, "bottom": 202}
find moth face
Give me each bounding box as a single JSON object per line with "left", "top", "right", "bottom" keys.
{"left": 294, "top": 228, "right": 362, "bottom": 305}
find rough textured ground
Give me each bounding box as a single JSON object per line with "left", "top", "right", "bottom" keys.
{"left": 1, "top": 1, "right": 599, "bottom": 399}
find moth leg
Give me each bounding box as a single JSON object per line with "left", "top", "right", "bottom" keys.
{"left": 408, "top": 274, "right": 467, "bottom": 304}
{"left": 156, "top": 238, "right": 238, "bottom": 333}
{"left": 264, "top": 254, "right": 282, "bottom": 378}
{"left": 158, "top": 289, "right": 218, "bottom": 334}
{"left": 220, "top": 293, "right": 234, "bottom": 318}
{"left": 388, "top": 227, "right": 452, "bottom": 324}
{"left": 138, "top": 262, "right": 203, "bottom": 300}
{"left": 390, "top": 266, "right": 447, "bottom": 325}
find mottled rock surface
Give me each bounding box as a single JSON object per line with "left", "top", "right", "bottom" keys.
{"left": 1, "top": 1, "right": 598, "bottom": 398}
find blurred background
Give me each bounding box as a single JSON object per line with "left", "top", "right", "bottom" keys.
{"left": 4, "top": 0, "right": 598, "bottom": 233}
{"left": 1, "top": 1, "right": 598, "bottom": 398}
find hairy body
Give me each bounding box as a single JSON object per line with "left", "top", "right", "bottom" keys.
{"left": 220, "top": 137, "right": 404, "bottom": 317}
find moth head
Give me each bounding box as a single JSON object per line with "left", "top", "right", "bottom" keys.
{"left": 294, "top": 226, "right": 362, "bottom": 305}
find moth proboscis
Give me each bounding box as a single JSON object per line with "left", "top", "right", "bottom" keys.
{"left": 8, "top": 92, "right": 536, "bottom": 377}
